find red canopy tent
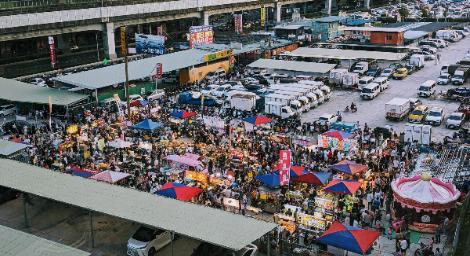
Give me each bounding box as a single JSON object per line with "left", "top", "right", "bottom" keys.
{"left": 324, "top": 179, "right": 361, "bottom": 195}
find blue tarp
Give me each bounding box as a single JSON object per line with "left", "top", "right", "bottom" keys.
{"left": 256, "top": 173, "right": 280, "bottom": 188}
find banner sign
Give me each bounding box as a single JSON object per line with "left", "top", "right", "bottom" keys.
{"left": 188, "top": 25, "right": 214, "bottom": 48}
{"left": 234, "top": 14, "right": 243, "bottom": 34}
{"left": 203, "top": 49, "right": 233, "bottom": 62}
{"left": 155, "top": 63, "right": 163, "bottom": 79}
{"left": 135, "top": 33, "right": 166, "bottom": 55}
{"left": 260, "top": 7, "right": 266, "bottom": 27}
{"left": 120, "top": 26, "right": 127, "bottom": 56}
{"left": 48, "top": 36, "right": 56, "bottom": 69}
{"left": 278, "top": 150, "right": 291, "bottom": 186}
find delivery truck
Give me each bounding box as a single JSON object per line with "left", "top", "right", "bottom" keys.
{"left": 264, "top": 101, "right": 296, "bottom": 119}
{"left": 451, "top": 67, "right": 470, "bottom": 85}
{"left": 229, "top": 91, "right": 258, "bottom": 111}
{"left": 385, "top": 98, "right": 411, "bottom": 121}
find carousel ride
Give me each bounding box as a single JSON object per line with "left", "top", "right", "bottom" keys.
{"left": 391, "top": 173, "right": 461, "bottom": 233}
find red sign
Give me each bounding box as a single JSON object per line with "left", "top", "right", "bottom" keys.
{"left": 48, "top": 36, "right": 56, "bottom": 69}
{"left": 155, "top": 63, "right": 163, "bottom": 79}
{"left": 234, "top": 14, "right": 243, "bottom": 34}
{"left": 188, "top": 26, "right": 214, "bottom": 48}
{"left": 278, "top": 150, "right": 291, "bottom": 186}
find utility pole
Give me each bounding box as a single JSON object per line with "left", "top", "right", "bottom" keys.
{"left": 121, "top": 26, "right": 130, "bottom": 119}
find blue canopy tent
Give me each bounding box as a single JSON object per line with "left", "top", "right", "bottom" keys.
{"left": 256, "top": 173, "right": 280, "bottom": 188}
{"left": 132, "top": 119, "right": 162, "bottom": 131}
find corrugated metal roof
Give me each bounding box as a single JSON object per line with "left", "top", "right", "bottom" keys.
{"left": 274, "top": 24, "right": 305, "bottom": 30}
{"left": 286, "top": 47, "right": 407, "bottom": 61}
{"left": 313, "top": 16, "right": 344, "bottom": 23}
{"left": 404, "top": 31, "right": 429, "bottom": 40}
{"left": 0, "top": 139, "right": 29, "bottom": 156}
{"left": 0, "top": 225, "right": 90, "bottom": 256}
{"left": 0, "top": 78, "right": 88, "bottom": 106}
{"left": 248, "top": 59, "right": 336, "bottom": 74}
{"left": 53, "top": 49, "right": 213, "bottom": 90}
{"left": 0, "top": 159, "right": 276, "bottom": 251}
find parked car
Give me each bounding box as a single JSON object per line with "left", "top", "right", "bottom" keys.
{"left": 0, "top": 104, "right": 17, "bottom": 117}
{"left": 366, "top": 67, "right": 382, "bottom": 77}
{"left": 437, "top": 73, "right": 451, "bottom": 85}
{"left": 408, "top": 104, "right": 429, "bottom": 123}
{"left": 380, "top": 68, "right": 394, "bottom": 78}
{"left": 147, "top": 89, "right": 165, "bottom": 101}
{"left": 127, "top": 226, "right": 172, "bottom": 256}
{"left": 446, "top": 112, "right": 465, "bottom": 129}
{"left": 392, "top": 68, "right": 408, "bottom": 80}
{"left": 318, "top": 114, "right": 338, "bottom": 126}
{"left": 425, "top": 107, "right": 444, "bottom": 126}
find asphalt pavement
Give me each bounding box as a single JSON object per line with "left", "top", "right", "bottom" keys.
{"left": 302, "top": 35, "right": 470, "bottom": 142}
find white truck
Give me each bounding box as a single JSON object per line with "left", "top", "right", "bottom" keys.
{"left": 436, "top": 30, "right": 458, "bottom": 41}
{"left": 352, "top": 61, "right": 369, "bottom": 75}
{"left": 265, "top": 101, "right": 296, "bottom": 119}
{"left": 409, "top": 55, "right": 425, "bottom": 70}
{"left": 264, "top": 93, "right": 302, "bottom": 115}
{"left": 385, "top": 98, "right": 411, "bottom": 121}
{"left": 341, "top": 72, "right": 359, "bottom": 89}
{"left": 320, "top": 85, "right": 332, "bottom": 101}
{"left": 229, "top": 91, "right": 258, "bottom": 111}
{"left": 329, "top": 69, "right": 349, "bottom": 86}
{"left": 275, "top": 91, "right": 308, "bottom": 113}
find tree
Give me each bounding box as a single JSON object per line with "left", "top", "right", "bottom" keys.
{"left": 398, "top": 5, "right": 410, "bottom": 20}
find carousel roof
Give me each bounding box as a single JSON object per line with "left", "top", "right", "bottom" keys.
{"left": 391, "top": 174, "right": 460, "bottom": 213}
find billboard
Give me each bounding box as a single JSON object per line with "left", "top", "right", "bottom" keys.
{"left": 203, "top": 49, "right": 233, "bottom": 62}
{"left": 187, "top": 25, "right": 214, "bottom": 48}
{"left": 155, "top": 63, "right": 163, "bottom": 79}
{"left": 135, "top": 34, "right": 166, "bottom": 55}
{"left": 278, "top": 150, "right": 291, "bottom": 186}
{"left": 234, "top": 14, "right": 243, "bottom": 34}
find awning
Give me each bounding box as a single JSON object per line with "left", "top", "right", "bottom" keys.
{"left": 0, "top": 139, "right": 29, "bottom": 156}
{"left": 0, "top": 77, "right": 88, "bottom": 106}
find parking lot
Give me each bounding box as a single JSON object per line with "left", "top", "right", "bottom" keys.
{"left": 302, "top": 35, "right": 470, "bottom": 141}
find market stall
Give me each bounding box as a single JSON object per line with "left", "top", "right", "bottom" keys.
{"left": 317, "top": 130, "right": 357, "bottom": 152}
{"left": 329, "top": 160, "right": 368, "bottom": 176}
{"left": 155, "top": 182, "right": 203, "bottom": 201}
{"left": 391, "top": 173, "right": 461, "bottom": 233}
{"left": 90, "top": 170, "right": 131, "bottom": 184}
{"left": 317, "top": 221, "right": 380, "bottom": 255}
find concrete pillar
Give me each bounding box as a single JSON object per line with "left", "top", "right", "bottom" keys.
{"left": 325, "top": 0, "right": 332, "bottom": 15}
{"left": 103, "top": 22, "right": 117, "bottom": 60}
{"left": 364, "top": 0, "right": 370, "bottom": 9}
{"left": 202, "top": 11, "right": 210, "bottom": 26}
{"left": 275, "top": 3, "right": 282, "bottom": 23}
{"left": 56, "top": 34, "right": 70, "bottom": 52}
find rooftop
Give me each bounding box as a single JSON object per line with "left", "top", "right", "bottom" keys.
{"left": 0, "top": 77, "right": 88, "bottom": 106}
{"left": 248, "top": 59, "right": 336, "bottom": 74}
{"left": 313, "top": 16, "right": 344, "bottom": 23}
{"left": 0, "top": 225, "right": 90, "bottom": 256}
{"left": 0, "top": 159, "right": 277, "bottom": 251}
{"left": 0, "top": 139, "right": 29, "bottom": 157}
{"left": 285, "top": 47, "right": 407, "bottom": 61}
{"left": 53, "top": 49, "right": 214, "bottom": 90}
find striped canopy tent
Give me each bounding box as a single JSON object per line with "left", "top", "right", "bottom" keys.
{"left": 330, "top": 160, "right": 368, "bottom": 175}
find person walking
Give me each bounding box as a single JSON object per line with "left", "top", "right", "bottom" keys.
{"left": 400, "top": 238, "right": 408, "bottom": 255}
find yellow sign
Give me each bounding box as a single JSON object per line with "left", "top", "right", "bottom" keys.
{"left": 260, "top": 7, "right": 266, "bottom": 27}
{"left": 120, "top": 26, "right": 127, "bottom": 56}
{"left": 66, "top": 125, "right": 79, "bottom": 135}
{"left": 203, "top": 49, "right": 233, "bottom": 62}
{"left": 185, "top": 171, "right": 208, "bottom": 183}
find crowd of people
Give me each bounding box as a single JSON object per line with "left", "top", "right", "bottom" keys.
{"left": 2, "top": 75, "right": 463, "bottom": 256}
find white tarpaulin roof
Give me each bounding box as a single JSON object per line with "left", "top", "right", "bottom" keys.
{"left": 0, "top": 78, "right": 88, "bottom": 106}
{"left": 248, "top": 59, "right": 336, "bottom": 74}
{"left": 0, "top": 159, "right": 276, "bottom": 251}
{"left": 0, "top": 139, "right": 29, "bottom": 156}
{"left": 0, "top": 225, "right": 90, "bottom": 256}
{"left": 286, "top": 47, "right": 407, "bottom": 61}
{"left": 53, "top": 49, "right": 213, "bottom": 90}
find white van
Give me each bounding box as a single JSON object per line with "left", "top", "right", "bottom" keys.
{"left": 360, "top": 83, "right": 380, "bottom": 100}
{"left": 358, "top": 76, "right": 375, "bottom": 90}
{"left": 417, "top": 80, "right": 436, "bottom": 98}
{"left": 373, "top": 77, "right": 389, "bottom": 91}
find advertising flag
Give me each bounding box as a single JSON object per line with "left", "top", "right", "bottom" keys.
{"left": 260, "top": 7, "right": 266, "bottom": 27}
{"left": 278, "top": 150, "right": 291, "bottom": 186}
